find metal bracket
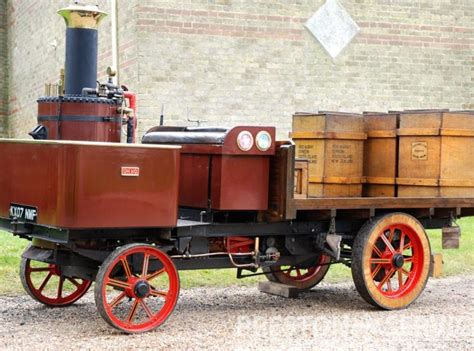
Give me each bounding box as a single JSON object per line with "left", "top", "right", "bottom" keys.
{"left": 369, "top": 208, "right": 375, "bottom": 219}
{"left": 328, "top": 209, "right": 337, "bottom": 234}
{"left": 325, "top": 234, "right": 342, "bottom": 260}
{"left": 429, "top": 208, "right": 435, "bottom": 218}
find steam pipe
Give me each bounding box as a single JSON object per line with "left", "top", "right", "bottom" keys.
{"left": 124, "top": 91, "right": 137, "bottom": 143}
{"left": 110, "top": 0, "right": 119, "bottom": 85}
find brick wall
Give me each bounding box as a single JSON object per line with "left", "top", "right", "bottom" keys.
{"left": 5, "top": 0, "right": 474, "bottom": 139}
{"left": 0, "top": 0, "right": 7, "bottom": 137}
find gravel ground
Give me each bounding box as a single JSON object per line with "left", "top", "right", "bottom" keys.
{"left": 0, "top": 275, "right": 473, "bottom": 350}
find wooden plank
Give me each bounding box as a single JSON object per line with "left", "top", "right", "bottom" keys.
{"left": 294, "top": 159, "right": 309, "bottom": 199}
{"left": 263, "top": 141, "right": 297, "bottom": 222}
{"left": 430, "top": 253, "right": 443, "bottom": 278}
{"left": 285, "top": 143, "right": 297, "bottom": 219}
{"left": 293, "top": 197, "right": 474, "bottom": 211}
{"left": 258, "top": 281, "right": 299, "bottom": 299}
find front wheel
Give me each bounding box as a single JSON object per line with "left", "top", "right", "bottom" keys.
{"left": 351, "top": 213, "right": 431, "bottom": 310}
{"left": 94, "top": 243, "right": 180, "bottom": 333}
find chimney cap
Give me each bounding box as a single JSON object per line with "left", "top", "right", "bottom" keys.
{"left": 58, "top": 4, "right": 107, "bottom": 29}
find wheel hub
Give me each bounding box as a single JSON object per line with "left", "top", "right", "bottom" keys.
{"left": 133, "top": 280, "right": 150, "bottom": 298}
{"left": 392, "top": 253, "right": 405, "bottom": 269}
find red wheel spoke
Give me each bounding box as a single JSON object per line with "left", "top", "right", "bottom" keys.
{"left": 108, "top": 291, "right": 127, "bottom": 309}
{"left": 57, "top": 277, "right": 64, "bottom": 299}
{"left": 401, "top": 268, "right": 411, "bottom": 277}
{"left": 404, "top": 256, "right": 414, "bottom": 263}
{"left": 66, "top": 277, "right": 80, "bottom": 288}
{"left": 387, "top": 279, "right": 392, "bottom": 292}
{"left": 146, "top": 268, "right": 165, "bottom": 281}
{"left": 372, "top": 245, "right": 383, "bottom": 257}
{"left": 371, "top": 264, "right": 382, "bottom": 279}
{"left": 380, "top": 234, "right": 396, "bottom": 254}
{"left": 387, "top": 229, "right": 395, "bottom": 243}
{"left": 142, "top": 254, "right": 150, "bottom": 279}
{"left": 29, "top": 267, "right": 51, "bottom": 273}
{"left": 126, "top": 299, "right": 140, "bottom": 323}
{"left": 107, "top": 278, "right": 131, "bottom": 290}
{"left": 139, "top": 299, "right": 154, "bottom": 319}
{"left": 296, "top": 269, "right": 302, "bottom": 277}
{"left": 370, "top": 258, "right": 391, "bottom": 264}
{"left": 399, "top": 233, "right": 405, "bottom": 252}
{"left": 120, "top": 258, "right": 133, "bottom": 279}
{"left": 397, "top": 270, "right": 404, "bottom": 289}
{"left": 378, "top": 268, "right": 395, "bottom": 290}
{"left": 150, "top": 289, "right": 168, "bottom": 299}
{"left": 38, "top": 272, "right": 53, "bottom": 293}
{"left": 403, "top": 243, "right": 412, "bottom": 251}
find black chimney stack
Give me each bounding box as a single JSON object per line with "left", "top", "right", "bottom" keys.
{"left": 58, "top": 4, "right": 107, "bottom": 95}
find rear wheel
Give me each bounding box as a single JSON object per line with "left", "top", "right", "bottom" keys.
{"left": 94, "top": 243, "right": 180, "bottom": 333}
{"left": 263, "top": 255, "right": 331, "bottom": 290}
{"left": 20, "top": 256, "right": 91, "bottom": 307}
{"left": 351, "top": 213, "right": 431, "bottom": 310}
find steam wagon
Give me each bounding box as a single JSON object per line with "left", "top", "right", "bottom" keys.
{"left": 1, "top": 4, "right": 473, "bottom": 334}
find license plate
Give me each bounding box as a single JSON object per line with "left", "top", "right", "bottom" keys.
{"left": 9, "top": 203, "right": 38, "bottom": 223}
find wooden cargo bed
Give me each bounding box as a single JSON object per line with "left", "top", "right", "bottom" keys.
{"left": 292, "top": 197, "right": 474, "bottom": 211}
{"left": 265, "top": 141, "right": 474, "bottom": 221}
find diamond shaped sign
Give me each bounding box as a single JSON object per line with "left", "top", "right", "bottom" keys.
{"left": 305, "top": 0, "right": 360, "bottom": 58}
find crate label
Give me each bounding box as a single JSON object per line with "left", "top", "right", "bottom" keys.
{"left": 331, "top": 143, "right": 353, "bottom": 164}
{"left": 411, "top": 142, "right": 428, "bottom": 161}
{"left": 298, "top": 144, "right": 318, "bottom": 164}
{"left": 121, "top": 166, "right": 140, "bottom": 177}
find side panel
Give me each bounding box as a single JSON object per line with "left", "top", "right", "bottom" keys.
{"left": 179, "top": 154, "right": 210, "bottom": 208}
{"left": 211, "top": 155, "right": 270, "bottom": 210}
{"left": 68, "top": 145, "right": 180, "bottom": 228}
{"left": 0, "top": 140, "right": 180, "bottom": 229}
{"left": 0, "top": 143, "right": 63, "bottom": 225}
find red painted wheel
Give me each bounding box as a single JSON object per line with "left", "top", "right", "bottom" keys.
{"left": 94, "top": 244, "right": 180, "bottom": 333}
{"left": 262, "top": 255, "right": 331, "bottom": 290}
{"left": 20, "top": 256, "right": 92, "bottom": 307}
{"left": 352, "top": 213, "right": 431, "bottom": 310}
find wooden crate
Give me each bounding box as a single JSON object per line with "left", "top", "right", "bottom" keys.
{"left": 290, "top": 112, "right": 366, "bottom": 198}
{"left": 294, "top": 159, "right": 309, "bottom": 199}
{"left": 397, "top": 111, "right": 474, "bottom": 197}
{"left": 363, "top": 112, "right": 398, "bottom": 197}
